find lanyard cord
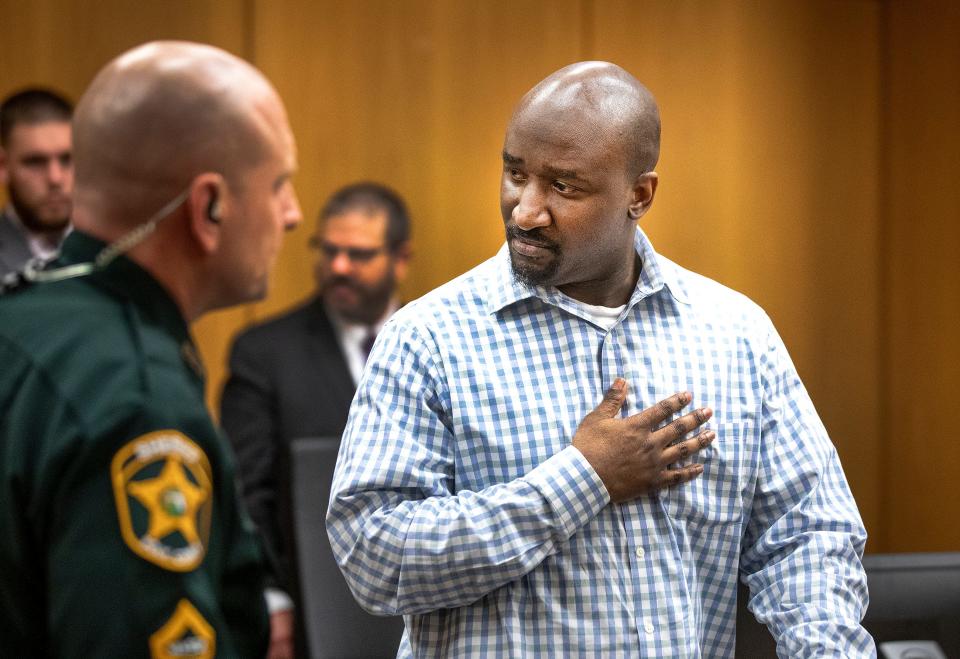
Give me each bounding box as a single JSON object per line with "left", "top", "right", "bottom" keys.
{"left": 17, "top": 188, "right": 191, "bottom": 285}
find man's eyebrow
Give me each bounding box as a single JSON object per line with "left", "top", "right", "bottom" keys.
{"left": 273, "top": 171, "right": 292, "bottom": 191}
{"left": 20, "top": 151, "right": 63, "bottom": 160}
{"left": 542, "top": 165, "right": 584, "bottom": 181}
{"left": 503, "top": 151, "right": 586, "bottom": 182}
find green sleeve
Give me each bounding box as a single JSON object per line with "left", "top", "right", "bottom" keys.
{"left": 7, "top": 363, "right": 268, "bottom": 658}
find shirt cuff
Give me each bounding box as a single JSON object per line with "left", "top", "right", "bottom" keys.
{"left": 265, "top": 587, "right": 295, "bottom": 614}
{"left": 523, "top": 445, "right": 610, "bottom": 538}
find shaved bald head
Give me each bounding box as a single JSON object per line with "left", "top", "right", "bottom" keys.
{"left": 72, "top": 41, "right": 285, "bottom": 224}
{"left": 66, "top": 41, "right": 301, "bottom": 321}
{"left": 514, "top": 61, "right": 660, "bottom": 175}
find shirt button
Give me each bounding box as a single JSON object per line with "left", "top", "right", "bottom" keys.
{"left": 643, "top": 619, "right": 654, "bottom": 635}
{"left": 635, "top": 546, "right": 645, "bottom": 559}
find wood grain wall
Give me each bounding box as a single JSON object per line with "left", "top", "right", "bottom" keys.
{"left": 881, "top": 1, "right": 960, "bottom": 552}
{"left": 2, "top": 0, "right": 957, "bottom": 553}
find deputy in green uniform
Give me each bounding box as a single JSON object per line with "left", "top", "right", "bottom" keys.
{"left": 0, "top": 41, "right": 303, "bottom": 657}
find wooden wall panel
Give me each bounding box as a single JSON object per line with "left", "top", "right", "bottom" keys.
{"left": 0, "top": 1, "right": 247, "bottom": 102}
{"left": 882, "top": 1, "right": 960, "bottom": 551}
{"left": 590, "top": 0, "right": 883, "bottom": 546}
{"left": 3, "top": 0, "right": 958, "bottom": 552}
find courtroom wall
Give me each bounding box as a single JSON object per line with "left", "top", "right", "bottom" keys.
{"left": 2, "top": 0, "right": 957, "bottom": 552}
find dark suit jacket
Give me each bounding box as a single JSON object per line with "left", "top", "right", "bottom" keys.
{"left": 220, "top": 297, "right": 355, "bottom": 650}
{"left": 0, "top": 211, "right": 33, "bottom": 277}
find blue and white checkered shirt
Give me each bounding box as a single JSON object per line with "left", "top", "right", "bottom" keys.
{"left": 327, "top": 228, "right": 873, "bottom": 658}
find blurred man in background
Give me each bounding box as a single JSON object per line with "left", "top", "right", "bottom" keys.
{"left": 221, "top": 181, "right": 411, "bottom": 657}
{"left": 0, "top": 41, "right": 302, "bottom": 657}
{"left": 0, "top": 88, "right": 73, "bottom": 275}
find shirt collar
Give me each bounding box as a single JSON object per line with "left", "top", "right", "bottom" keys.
{"left": 4, "top": 204, "right": 71, "bottom": 258}
{"left": 487, "top": 226, "right": 690, "bottom": 316}
{"left": 56, "top": 230, "right": 192, "bottom": 348}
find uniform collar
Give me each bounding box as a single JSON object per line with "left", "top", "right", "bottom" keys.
{"left": 57, "top": 230, "right": 192, "bottom": 349}
{"left": 487, "top": 226, "right": 690, "bottom": 316}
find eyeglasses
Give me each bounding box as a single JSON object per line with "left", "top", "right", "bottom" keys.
{"left": 308, "top": 237, "right": 389, "bottom": 264}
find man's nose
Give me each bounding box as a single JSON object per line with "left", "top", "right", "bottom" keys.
{"left": 329, "top": 250, "right": 354, "bottom": 275}
{"left": 512, "top": 183, "right": 550, "bottom": 230}
{"left": 283, "top": 188, "right": 303, "bottom": 232}
{"left": 46, "top": 159, "right": 69, "bottom": 187}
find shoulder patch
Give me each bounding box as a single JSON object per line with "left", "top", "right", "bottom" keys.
{"left": 111, "top": 430, "right": 213, "bottom": 572}
{"left": 150, "top": 599, "right": 215, "bottom": 659}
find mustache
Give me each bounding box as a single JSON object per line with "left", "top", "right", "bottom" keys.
{"left": 505, "top": 224, "right": 559, "bottom": 252}
{"left": 41, "top": 193, "right": 70, "bottom": 204}
{"left": 323, "top": 276, "right": 359, "bottom": 291}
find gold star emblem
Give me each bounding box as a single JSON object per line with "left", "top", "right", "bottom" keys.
{"left": 112, "top": 431, "right": 213, "bottom": 571}
{"left": 128, "top": 456, "right": 208, "bottom": 544}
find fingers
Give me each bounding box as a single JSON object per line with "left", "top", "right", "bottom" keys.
{"left": 654, "top": 406, "right": 713, "bottom": 447}
{"left": 590, "top": 378, "right": 628, "bottom": 419}
{"left": 634, "top": 390, "right": 692, "bottom": 428}
{"left": 657, "top": 463, "right": 704, "bottom": 489}
{"left": 663, "top": 429, "right": 716, "bottom": 464}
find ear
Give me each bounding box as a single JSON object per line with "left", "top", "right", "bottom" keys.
{"left": 185, "top": 173, "right": 226, "bottom": 255}
{"left": 627, "top": 171, "right": 658, "bottom": 221}
{"left": 391, "top": 240, "right": 412, "bottom": 282}
{"left": 0, "top": 148, "right": 9, "bottom": 186}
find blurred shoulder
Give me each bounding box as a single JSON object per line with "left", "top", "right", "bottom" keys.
{"left": 230, "top": 296, "right": 324, "bottom": 349}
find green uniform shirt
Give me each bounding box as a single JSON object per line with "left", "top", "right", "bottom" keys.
{"left": 0, "top": 231, "right": 269, "bottom": 657}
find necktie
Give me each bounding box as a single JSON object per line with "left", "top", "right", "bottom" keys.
{"left": 361, "top": 330, "right": 377, "bottom": 362}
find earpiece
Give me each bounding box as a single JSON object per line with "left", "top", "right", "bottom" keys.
{"left": 207, "top": 193, "right": 222, "bottom": 224}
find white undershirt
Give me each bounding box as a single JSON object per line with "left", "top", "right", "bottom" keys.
{"left": 5, "top": 205, "right": 69, "bottom": 261}
{"left": 557, "top": 291, "right": 625, "bottom": 331}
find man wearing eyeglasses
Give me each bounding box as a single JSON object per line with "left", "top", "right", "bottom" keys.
{"left": 220, "top": 181, "right": 411, "bottom": 658}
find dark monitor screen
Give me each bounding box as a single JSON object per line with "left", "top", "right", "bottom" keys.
{"left": 863, "top": 552, "right": 960, "bottom": 656}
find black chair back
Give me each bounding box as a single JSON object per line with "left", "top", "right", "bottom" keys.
{"left": 291, "top": 436, "right": 405, "bottom": 659}
{"left": 862, "top": 552, "right": 960, "bottom": 656}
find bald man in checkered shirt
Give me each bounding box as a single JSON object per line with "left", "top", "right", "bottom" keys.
{"left": 327, "top": 62, "right": 873, "bottom": 659}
